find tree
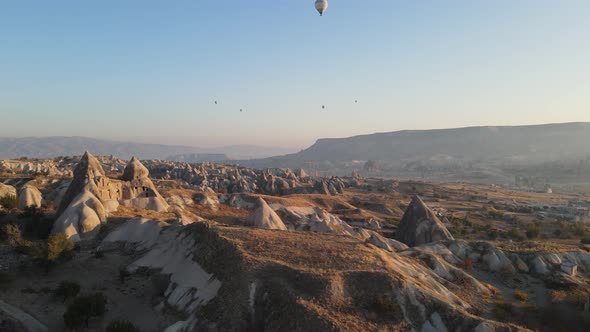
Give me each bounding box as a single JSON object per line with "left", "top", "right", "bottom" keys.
{"left": 46, "top": 233, "right": 74, "bottom": 261}
{"left": 63, "top": 293, "right": 107, "bottom": 328}
{"left": 37, "top": 233, "right": 74, "bottom": 272}
{"left": 106, "top": 320, "right": 140, "bottom": 332}
{"left": 55, "top": 281, "right": 80, "bottom": 302}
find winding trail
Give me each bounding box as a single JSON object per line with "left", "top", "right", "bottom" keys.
{"left": 0, "top": 299, "right": 48, "bottom": 332}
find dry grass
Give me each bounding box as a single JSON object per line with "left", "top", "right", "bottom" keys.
{"left": 513, "top": 290, "right": 529, "bottom": 303}
{"left": 550, "top": 287, "right": 589, "bottom": 307}
{"left": 214, "top": 226, "right": 386, "bottom": 272}
{"left": 110, "top": 205, "right": 176, "bottom": 221}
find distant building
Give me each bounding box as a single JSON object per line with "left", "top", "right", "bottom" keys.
{"left": 544, "top": 184, "right": 553, "bottom": 194}
{"left": 560, "top": 262, "right": 577, "bottom": 276}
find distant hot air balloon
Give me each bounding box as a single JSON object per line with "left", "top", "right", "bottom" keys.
{"left": 214, "top": 101, "right": 218, "bottom": 105}
{"left": 315, "top": 0, "right": 328, "bottom": 16}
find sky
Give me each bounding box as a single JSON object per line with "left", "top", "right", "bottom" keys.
{"left": 0, "top": 0, "right": 589, "bottom": 149}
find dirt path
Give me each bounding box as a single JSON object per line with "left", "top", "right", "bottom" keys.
{"left": 0, "top": 299, "right": 48, "bottom": 332}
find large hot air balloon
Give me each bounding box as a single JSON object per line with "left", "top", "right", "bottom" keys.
{"left": 315, "top": 0, "right": 328, "bottom": 16}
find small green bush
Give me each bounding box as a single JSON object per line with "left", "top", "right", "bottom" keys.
{"left": 580, "top": 237, "right": 590, "bottom": 245}
{"left": 106, "top": 320, "right": 140, "bottom": 332}
{"left": 55, "top": 281, "right": 81, "bottom": 302}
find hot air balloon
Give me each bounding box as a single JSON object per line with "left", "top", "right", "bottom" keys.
{"left": 214, "top": 101, "right": 218, "bottom": 105}
{"left": 315, "top": 0, "right": 328, "bottom": 16}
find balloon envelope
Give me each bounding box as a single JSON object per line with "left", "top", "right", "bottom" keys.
{"left": 315, "top": 0, "right": 328, "bottom": 16}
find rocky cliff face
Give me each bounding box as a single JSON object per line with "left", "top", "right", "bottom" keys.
{"left": 53, "top": 152, "right": 168, "bottom": 241}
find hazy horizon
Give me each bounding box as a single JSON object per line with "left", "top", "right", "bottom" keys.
{"left": 1, "top": 1, "right": 589, "bottom": 148}
{"left": 1, "top": 120, "right": 589, "bottom": 151}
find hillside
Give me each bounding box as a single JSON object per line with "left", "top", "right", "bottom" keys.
{"left": 278, "top": 123, "right": 590, "bottom": 163}
{"left": 0, "top": 137, "right": 294, "bottom": 160}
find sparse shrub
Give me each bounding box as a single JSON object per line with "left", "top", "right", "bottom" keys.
{"left": 486, "top": 228, "right": 499, "bottom": 240}
{"left": 492, "top": 301, "right": 514, "bottom": 322}
{"left": 516, "top": 206, "right": 533, "bottom": 214}
{"left": 63, "top": 292, "right": 107, "bottom": 328}
{"left": 15, "top": 239, "right": 35, "bottom": 255}
{"left": 525, "top": 223, "right": 540, "bottom": 239}
{"left": 55, "top": 281, "right": 81, "bottom": 302}
{"left": 581, "top": 237, "right": 590, "bottom": 245}
{"left": 550, "top": 287, "right": 589, "bottom": 308}
{"left": 553, "top": 229, "right": 562, "bottom": 237}
{"left": 572, "top": 221, "right": 587, "bottom": 236}
{"left": 106, "top": 320, "right": 140, "bottom": 332}
{"left": 1, "top": 222, "right": 22, "bottom": 246}
{"left": 514, "top": 290, "right": 529, "bottom": 302}
{"left": 506, "top": 227, "right": 524, "bottom": 241}
{"left": 0, "top": 194, "right": 18, "bottom": 210}
{"left": 488, "top": 209, "right": 505, "bottom": 219}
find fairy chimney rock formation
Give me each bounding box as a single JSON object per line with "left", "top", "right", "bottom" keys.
{"left": 395, "top": 195, "right": 454, "bottom": 247}
{"left": 122, "top": 156, "right": 150, "bottom": 181}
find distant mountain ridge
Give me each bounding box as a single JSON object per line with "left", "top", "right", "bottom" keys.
{"left": 0, "top": 137, "right": 294, "bottom": 160}
{"left": 257, "top": 122, "right": 590, "bottom": 164}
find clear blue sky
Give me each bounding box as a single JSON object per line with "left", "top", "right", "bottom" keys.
{"left": 1, "top": 1, "right": 589, "bottom": 148}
